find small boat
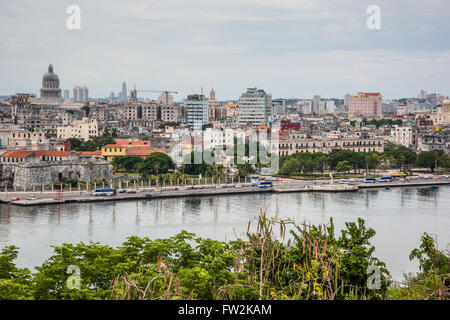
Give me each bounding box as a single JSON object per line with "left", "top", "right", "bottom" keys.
{"left": 385, "top": 186, "right": 390, "bottom": 190}
{"left": 430, "top": 185, "right": 439, "bottom": 190}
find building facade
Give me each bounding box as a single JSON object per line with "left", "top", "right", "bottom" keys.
{"left": 391, "top": 125, "right": 412, "bottom": 147}
{"left": 238, "top": 88, "right": 272, "bottom": 127}
{"left": 57, "top": 118, "right": 98, "bottom": 141}
{"left": 185, "top": 94, "right": 209, "bottom": 129}
{"left": 277, "top": 134, "right": 384, "bottom": 156}
{"left": 348, "top": 93, "right": 382, "bottom": 118}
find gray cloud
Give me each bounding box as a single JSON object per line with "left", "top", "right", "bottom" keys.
{"left": 0, "top": 0, "right": 449, "bottom": 100}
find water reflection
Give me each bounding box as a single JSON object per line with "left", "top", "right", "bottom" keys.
{"left": 0, "top": 187, "right": 449, "bottom": 281}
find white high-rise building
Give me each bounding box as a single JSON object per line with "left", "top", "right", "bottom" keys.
{"left": 73, "top": 85, "right": 89, "bottom": 103}
{"left": 238, "top": 87, "right": 272, "bottom": 127}
{"left": 312, "top": 95, "right": 321, "bottom": 113}
{"left": 185, "top": 94, "right": 209, "bottom": 129}
{"left": 122, "top": 81, "right": 127, "bottom": 102}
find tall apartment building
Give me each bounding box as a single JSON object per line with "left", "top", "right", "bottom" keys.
{"left": 348, "top": 92, "right": 382, "bottom": 118}
{"left": 57, "top": 118, "right": 98, "bottom": 141}
{"left": 312, "top": 95, "right": 321, "bottom": 113}
{"left": 122, "top": 103, "right": 160, "bottom": 121}
{"left": 161, "top": 104, "right": 180, "bottom": 122}
{"left": 238, "top": 88, "right": 272, "bottom": 127}
{"left": 73, "top": 85, "right": 89, "bottom": 103}
{"left": 186, "top": 94, "right": 209, "bottom": 129}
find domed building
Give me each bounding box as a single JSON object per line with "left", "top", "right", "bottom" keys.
{"left": 40, "top": 64, "right": 61, "bottom": 102}
{"left": 442, "top": 97, "right": 450, "bottom": 114}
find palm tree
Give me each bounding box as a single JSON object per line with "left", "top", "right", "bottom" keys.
{"left": 166, "top": 173, "right": 175, "bottom": 186}
{"left": 135, "top": 163, "right": 142, "bottom": 186}
{"left": 153, "top": 164, "right": 160, "bottom": 177}
{"left": 205, "top": 165, "right": 215, "bottom": 178}
{"left": 180, "top": 162, "right": 186, "bottom": 175}
{"left": 149, "top": 175, "right": 157, "bottom": 187}
{"left": 173, "top": 170, "right": 182, "bottom": 186}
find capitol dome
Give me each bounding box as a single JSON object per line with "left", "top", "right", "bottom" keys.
{"left": 40, "top": 64, "right": 61, "bottom": 102}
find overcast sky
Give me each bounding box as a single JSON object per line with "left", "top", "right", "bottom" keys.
{"left": 1, "top": 0, "right": 449, "bottom": 101}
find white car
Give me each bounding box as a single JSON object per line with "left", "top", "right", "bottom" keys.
{"left": 26, "top": 195, "right": 37, "bottom": 200}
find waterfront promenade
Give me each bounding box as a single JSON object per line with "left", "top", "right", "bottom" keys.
{"left": 1, "top": 176, "right": 449, "bottom": 206}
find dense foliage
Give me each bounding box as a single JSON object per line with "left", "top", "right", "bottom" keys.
{"left": 112, "top": 156, "right": 143, "bottom": 172}
{"left": 139, "top": 152, "right": 176, "bottom": 175}
{"left": 1, "top": 214, "right": 447, "bottom": 300}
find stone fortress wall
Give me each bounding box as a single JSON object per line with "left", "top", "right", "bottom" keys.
{"left": 0, "top": 153, "right": 112, "bottom": 190}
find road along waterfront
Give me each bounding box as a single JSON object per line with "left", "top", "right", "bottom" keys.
{"left": 1, "top": 176, "right": 449, "bottom": 206}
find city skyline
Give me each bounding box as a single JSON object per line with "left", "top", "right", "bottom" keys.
{"left": 1, "top": 68, "right": 448, "bottom": 102}
{"left": 1, "top": 0, "right": 449, "bottom": 100}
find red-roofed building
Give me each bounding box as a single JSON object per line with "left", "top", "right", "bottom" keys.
{"left": 1, "top": 150, "right": 71, "bottom": 163}
{"left": 114, "top": 139, "right": 151, "bottom": 147}
{"left": 101, "top": 141, "right": 165, "bottom": 161}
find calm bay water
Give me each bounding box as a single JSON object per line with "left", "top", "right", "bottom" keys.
{"left": 0, "top": 186, "right": 449, "bottom": 280}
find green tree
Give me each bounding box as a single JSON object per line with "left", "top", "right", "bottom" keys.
{"left": 336, "top": 160, "right": 352, "bottom": 174}
{"left": 140, "top": 152, "right": 175, "bottom": 175}
{"left": 184, "top": 151, "right": 209, "bottom": 176}
{"left": 416, "top": 151, "right": 440, "bottom": 172}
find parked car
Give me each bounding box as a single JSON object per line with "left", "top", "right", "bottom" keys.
{"left": 126, "top": 189, "right": 137, "bottom": 193}
{"left": 26, "top": 195, "right": 37, "bottom": 200}
{"left": 10, "top": 197, "right": 20, "bottom": 201}
{"left": 118, "top": 189, "right": 127, "bottom": 193}
{"left": 339, "top": 179, "right": 350, "bottom": 184}
{"left": 234, "top": 184, "right": 243, "bottom": 188}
